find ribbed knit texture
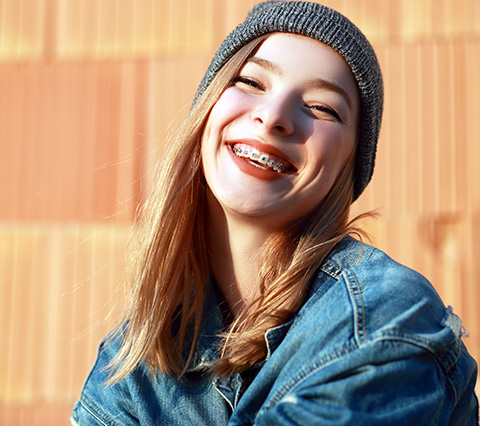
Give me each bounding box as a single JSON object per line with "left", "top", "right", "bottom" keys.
{"left": 194, "top": 1, "right": 383, "bottom": 201}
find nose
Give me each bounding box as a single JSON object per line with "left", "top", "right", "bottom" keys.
{"left": 252, "top": 93, "right": 296, "bottom": 136}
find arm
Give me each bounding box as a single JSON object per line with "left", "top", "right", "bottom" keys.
{"left": 252, "top": 340, "right": 471, "bottom": 426}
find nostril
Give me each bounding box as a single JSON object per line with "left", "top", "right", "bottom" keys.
{"left": 274, "top": 124, "right": 289, "bottom": 134}
{"left": 253, "top": 112, "right": 294, "bottom": 135}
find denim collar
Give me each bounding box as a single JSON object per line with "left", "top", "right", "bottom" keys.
{"left": 185, "top": 281, "right": 294, "bottom": 372}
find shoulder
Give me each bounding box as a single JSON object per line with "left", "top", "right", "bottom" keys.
{"left": 287, "top": 236, "right": 477, "bottom": 390}
{"left": 313, "top": 236, "right": 448, "bottom": 334}
{"left": 295, "top": 236, "right": 476, "bottom": 395}
{"left": 70, "top": 331, "right": 154, "bottom": 425}
{"left": 71, "top": 334, "right": 129, "bottom": 425}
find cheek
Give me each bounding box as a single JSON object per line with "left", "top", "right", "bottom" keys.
{"left": 201, "top": 96, "right": 232, "bottom": 145}
{"left": 210, "top": 87, "right": 253, "bottom": 122}
{"left": 201, "top": 96, "right": 233, "bottom": 153}
{"left": 202, "top": 89, "right": 253, "bottom": 150}
{"left": 200, "top": 120, "right": 212, "bottom": 164}
{"left": 310, "top": 125, "right": 355, "bottom": 164}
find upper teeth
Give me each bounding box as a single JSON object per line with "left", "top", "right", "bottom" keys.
{"left": 233, "top": 147, "right": 287, "bottom": 173}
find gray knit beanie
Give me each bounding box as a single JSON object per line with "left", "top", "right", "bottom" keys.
{"left": 195, "top": 0, "right": 383, "bottom": 201}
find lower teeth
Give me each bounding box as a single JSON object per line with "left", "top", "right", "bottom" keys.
{"left": 247, "top": 160, "right": 268, "bottom": 170}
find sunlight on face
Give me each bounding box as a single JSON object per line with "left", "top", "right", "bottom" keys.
{"left": 201, "top": 33, "right": 360, "bottom": 230}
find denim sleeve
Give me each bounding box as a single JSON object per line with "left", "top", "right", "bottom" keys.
{"left": 252, "top": 340, "right": 478, "bottom": 426}
{"left": 71, "top": 339, "right": 140, "bottom": 426}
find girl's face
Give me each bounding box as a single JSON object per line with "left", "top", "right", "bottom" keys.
{"left": 201, "top": 33, "right": 360, "bottom": 229}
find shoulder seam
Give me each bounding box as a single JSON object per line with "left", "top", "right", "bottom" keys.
{"left": 343, "top": 269, "right": 368, "bottom": 345}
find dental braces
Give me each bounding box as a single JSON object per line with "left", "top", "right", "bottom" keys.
{"left": 232, "top": 147, "right": 287, "bottom": 173}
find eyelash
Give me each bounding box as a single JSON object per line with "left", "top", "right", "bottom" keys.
{"left": 232, "top": 76, "right": 263, "bottom": 89}
{"left": 232, "top": 76, "right": 342, "bottom": 122}
{"left": 307, "top": 104, "right": 342, "bottom": 121}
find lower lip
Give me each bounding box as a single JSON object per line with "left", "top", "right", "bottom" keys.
{"left": 227, "top": 145, "right": 288, "bottom": 181}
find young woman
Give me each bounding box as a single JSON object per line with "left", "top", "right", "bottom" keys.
{"left": 71, "top": 1, "right": 478, "bottom": 425}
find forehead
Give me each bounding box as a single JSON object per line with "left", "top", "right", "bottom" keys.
{"left": 247, "top": 33, "right": 359, "bottom": 93}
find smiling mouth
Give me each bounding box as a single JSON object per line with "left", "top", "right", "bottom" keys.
{"left": 231, "top": 144, "right": 295, "bottom": 174}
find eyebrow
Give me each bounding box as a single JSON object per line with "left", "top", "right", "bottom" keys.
{"left": 308, "top": 79, "right": 354, "bottom": 110}
{"left": 245, "top": 56, "right": 283, "bottom": 75}
{"left": 245, "top": 56, "right": 354, "bottom": 110}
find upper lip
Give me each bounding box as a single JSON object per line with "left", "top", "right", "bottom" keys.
{"left": 227, "top": 138, "right": 297, "bottom": 171}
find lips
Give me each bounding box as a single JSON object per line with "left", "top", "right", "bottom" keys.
{"left": 229, "top": 141, "right": 296, "bottom": 174}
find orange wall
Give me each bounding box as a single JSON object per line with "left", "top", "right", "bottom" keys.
{"left": 1, "top": 0, "right": 479, "bottom": 424}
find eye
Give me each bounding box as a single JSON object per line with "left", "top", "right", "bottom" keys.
{"left": 231, "top": 76, "right": 264, "bottom": 91}
{"left": 306, "top": 104, "right": 343, "bottom": 122}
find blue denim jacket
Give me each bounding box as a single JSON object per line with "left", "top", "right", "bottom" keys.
{"left": 71, "top": 237, "right": 478, "bottom": 425}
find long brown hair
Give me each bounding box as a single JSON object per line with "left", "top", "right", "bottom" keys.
{"left": 107, "top": 35, "right": 366, "bottom": 383}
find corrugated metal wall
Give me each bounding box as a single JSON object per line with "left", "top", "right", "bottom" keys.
{"left": 1, "top": 0, "right": 479, "bottom": 424}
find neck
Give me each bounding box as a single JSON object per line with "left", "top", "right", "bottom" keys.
{"left": 205, "top": 191, "right": 274, "bottom": 318}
